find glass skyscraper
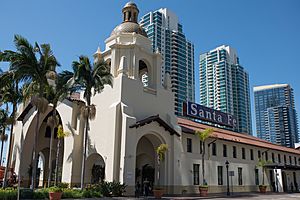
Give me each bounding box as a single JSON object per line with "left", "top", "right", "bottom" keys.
{"left": 254, "top": 84, "right": 299, "bottom": 147}
{"left": 140, "top": 8, "right": 195, "bottom": 116}
{"left": 199, "top": 45, "right": 252, "bottom": 135}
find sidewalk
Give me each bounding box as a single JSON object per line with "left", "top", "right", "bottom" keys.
{"left": 70, "top": 192, "right": 300, "bottom": 200}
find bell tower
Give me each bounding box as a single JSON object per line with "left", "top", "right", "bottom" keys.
{"left": 70, "top": 2, "right": 178, "bottom": 193}
{"left": 122, "top": 2, "right": 139, "bottom": 23}
{"left": 103, "top": 1, "right": 163, "bottom": 91}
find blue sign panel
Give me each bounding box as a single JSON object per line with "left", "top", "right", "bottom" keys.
{"left": 183, "top": 101, "right": 237, "bottom": 128}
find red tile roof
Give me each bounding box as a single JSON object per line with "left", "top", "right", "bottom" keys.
{"left": 178, "top": 117, "right": 300, "bottom": 155}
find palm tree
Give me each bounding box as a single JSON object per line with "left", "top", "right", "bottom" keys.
{"left": 0, "top": 70, "right": 23, "bottom": 187}
{"left": 54, "top": 125, "right": 69, "bottom": 186}
{"left": 257, "top": 158, "right": 271, "bottom": 186}
{"left": 0, "top": 132, "right": 8, "bottom": 166}
{"left": 0, "top": 35, "right": 60, "bottom": 189}
{"left": 0, "top": 109, "right": 8, "bottom": 166}
{"left": 155, "top": 144, "right": 168, "bottom": 188}
{"left": 195, "top": 128, "right": 213, "bottom": 186}
{"left": 45, "top": 70, "right": 73, "bottom": 187}
{"left": 71, "top": 55, "right": 113, "bottom": 189}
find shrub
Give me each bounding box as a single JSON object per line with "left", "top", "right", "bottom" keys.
{"left": 0, "top": 188, "right": 17, "bottom": 200}
{"left": 33, "top": 188, "right": 49, "bottom": 199}
{"left": 61, "top": 188, "right": 82, "bottom": 199}
{"left": 48, "top": 186, "right": 63, "bottom": 193}
{"left": 98, "top": 181, "right": 112, "bottom": 197}
{"left": 111, "top": 181, "right": 126, "bottom": 196}
{"left": 57, "top": 182, "right": 69, "bottom": 189}
{"left": 82, "top": 189, "right": 92, "bottom": 198}
{"left": 20, "top": 188, "right": 33, "bottom": 199}
{"left": 82, "top": 187, "right": 101, "bottom": 198}
{"left": 92, "top": 181, "right": 126, "bottom": 197}
{"left": 33, "top": 191, "right": 47, "bottom": 199}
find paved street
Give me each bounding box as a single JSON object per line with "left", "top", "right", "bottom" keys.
{"left": 76, "top": 193, "right": 300, "bottom": 200}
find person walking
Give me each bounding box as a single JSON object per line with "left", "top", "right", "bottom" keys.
{"left": 135, "top": 181, "right": 140, "bottom": 198}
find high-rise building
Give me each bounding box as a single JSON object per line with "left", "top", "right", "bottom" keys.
{"left": 140, "top": 8, "right": 195, "bottom": 116}
{"left": 254, "top": 84, "right": 299, "bottom": 147}
{"left": 199, "top": 45, "right": 252, "bottom": 135}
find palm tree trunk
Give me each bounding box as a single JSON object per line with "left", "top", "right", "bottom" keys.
{"left": 202, "top": 142, "right": 205, "bottom": 185}
{"left": 31, "top": 109, "right": 40, "bottom": 189}
{"left": 81, "top": 97, "right": 91, "bottom": 190}
{"left": 47, "top": 108, "right": 56, "bottom": 187}
{"left": 80, "top": 112, "right": 89, "bottom": 190}
{"left": 54, "top": 137, "right": 61, "bottom": 186}
{"left": 3, "top": 101, "right": 16, "bottom": 188}
{"left": 17, "top": 121, "right": 24, "bottom": 200}
{"left": 157, "top": 159, "right": 160, "bottom": 186}
{"left": 0, "top": 139, "right": 4, "bottom": 166}
{"left": 262, "top": 167, "right": 265, "bottom": 185}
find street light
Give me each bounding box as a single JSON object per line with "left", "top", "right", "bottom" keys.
{"left": 225, "top": 160, "right": 230, "bottom": 196}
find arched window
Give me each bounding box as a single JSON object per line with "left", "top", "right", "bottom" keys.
{"left": 139, "top": 60, "right": 149, "bottom": 87}
{"left": 45, "top": 126, "right": 51, "bottom": 138}
{"left": 45, "top": 126, "right": 58, "bottom": 138}
{"left": 128, "top": 11, "right": 132, "bottom": 21}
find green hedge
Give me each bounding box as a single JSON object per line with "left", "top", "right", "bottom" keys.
{"left": 0, "top": 181, "right": 126, "bottom": 199}
{"left": 0, "top": 188, "right": 17, "bottom": 200}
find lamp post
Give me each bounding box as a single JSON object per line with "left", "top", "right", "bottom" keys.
{"left": 225, "top": 160, "right": 230, "bottom": 196}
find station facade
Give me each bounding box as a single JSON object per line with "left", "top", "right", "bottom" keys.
{"left": 11, "top": 2, "right": 300, "bottom": 195}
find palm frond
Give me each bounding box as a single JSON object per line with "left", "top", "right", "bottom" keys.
{"left": 156, "top": 144, "right": 168, "bottom": 162}
{"left": 195, "top": 128, "right": 214, "bottom": 142}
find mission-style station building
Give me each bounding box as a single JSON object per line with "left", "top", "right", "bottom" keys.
{"left": 11, "top": 2, "right": 300, "bottom": 195}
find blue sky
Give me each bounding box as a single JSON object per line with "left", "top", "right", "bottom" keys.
{"left": 1, "top": 0, "right": 300, "bottom": 137}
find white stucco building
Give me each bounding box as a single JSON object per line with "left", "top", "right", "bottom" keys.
{"left": 10, "top": 2, "right": 300, "bottom": 195}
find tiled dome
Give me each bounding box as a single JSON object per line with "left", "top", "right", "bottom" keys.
{"left": 111, "top": 22, "right": 147, "bottom": 37}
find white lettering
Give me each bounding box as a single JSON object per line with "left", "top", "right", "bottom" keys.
{"left": 213, "top": 111, "right": 216, "bottom": 121}
{"left": 227, "top": 115, "right": 232, "bottom": 125}
{"left": 218, "top": 115, "right": 223, "bottom": 123}
{"left": 206, "top": 111, "right": 212, "bottom": 120}
{"left": 233, "top": 119, "right": 237, "bottom": 127}
{"left": 199, "top": 109, "right": 204, "bottom": 118}
{"left": 190, "top": 103, "right": 197, "bottom": 115}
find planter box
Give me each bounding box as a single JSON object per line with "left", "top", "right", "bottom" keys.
{"left": 49, "top": 192, "right": 62, "bottom": 200}
{"left": 199, "top": 186, "right": 208, "bottom": 197}
{"left": 259, "top": 185, "right": 267, "bottom": 193}
{"left": 153, "top": 189, "right": 165, "bottom": 199}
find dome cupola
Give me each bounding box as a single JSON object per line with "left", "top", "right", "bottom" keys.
{"left": 110, "top": 2, "right": 147, "bottom": 37}
{"left": 122, "top": 2, "right": 139, "bottom": 23}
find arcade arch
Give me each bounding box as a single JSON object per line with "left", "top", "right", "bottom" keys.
{"left": 19, "top": 109, "right": 65, "bottom": 187}
{"left": 85, "top": 153, "right": 106, "bottom": 184}
{"left": 135, "top": 133, "right": 167, "bottom": 193}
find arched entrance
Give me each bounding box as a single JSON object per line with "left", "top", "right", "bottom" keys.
{"left": 19, "top": 109, "right": 65, "bottom": 187}
{"left": 135, "top": 134, "right": 166, "bottom": 195}
{"left": 85, "top": 153, "right": 105, "bottom": 184}
{"left": 282, "top": 171, "right": 287, "bottom": 192}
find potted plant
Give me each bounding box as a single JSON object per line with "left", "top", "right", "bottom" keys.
{"left": 195, "top": 128, "right": 213, "bottom": 197}
{"left": 48, "top": 186, "right": 63, "bottom": 200}
{"left": 153, "top": 144, "right": 168, "bottom": 199}
{"left": 257, "top": 158, "right": 270, "bottom": 193}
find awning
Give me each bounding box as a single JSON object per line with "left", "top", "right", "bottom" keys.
{"left": 129, "top": 115, "right": 180, "bottom": 137}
